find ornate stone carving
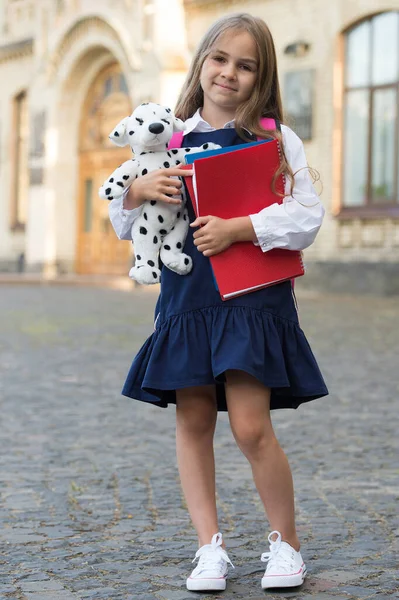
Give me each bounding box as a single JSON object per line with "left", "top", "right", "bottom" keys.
{"left": 47, "top": 17, "right": 130, "bottom": 81}
{"left": 5, "top": 0, "right": 35, "bottom": 37}
{"left": 0, "top": 38, "right": 33, "bottom": 63}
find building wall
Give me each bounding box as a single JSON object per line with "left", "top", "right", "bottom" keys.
{"left": 0, "top": 0, "right": 189, "bottom": 273}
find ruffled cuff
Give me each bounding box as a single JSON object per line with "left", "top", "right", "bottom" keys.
{"left": 249, "top": 212, "right": 275, "bottom": 253}
{"left": 120, "top": 186, "right": 143, "bottom": 221}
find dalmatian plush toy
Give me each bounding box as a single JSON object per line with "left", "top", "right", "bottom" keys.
{"left": 99, "top": 102, "right": 220, "bottom": 285}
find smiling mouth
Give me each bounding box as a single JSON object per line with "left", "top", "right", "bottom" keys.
{"left": 215, "top": 83, "right": 237, "bottom": 91}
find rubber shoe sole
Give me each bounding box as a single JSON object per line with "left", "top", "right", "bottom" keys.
{"left": 261, "top": 566, "right": 307, "bottom": 589}
{"left": 186, "top": 576, "right": 227, "bottom": 591}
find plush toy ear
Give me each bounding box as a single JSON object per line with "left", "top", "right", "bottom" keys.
{"left": 173, "top": 116, "right": 186, "bottom": 133}
{"left": 109, "top": 117, "right": 129, "bottom": 147}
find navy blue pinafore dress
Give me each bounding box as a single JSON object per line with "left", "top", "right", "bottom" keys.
{"left": 122, "top": 128, "right": 328, "bottom": 411}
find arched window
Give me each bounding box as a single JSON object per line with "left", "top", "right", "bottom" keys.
{"left": 342, "top": 11, "right": 399, "bottom": 213}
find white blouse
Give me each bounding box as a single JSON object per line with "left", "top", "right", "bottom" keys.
{"left": 108, "top": 110, "right": 325, "bottom": 252}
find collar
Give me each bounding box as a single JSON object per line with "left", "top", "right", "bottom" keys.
{"left": 184, "top": 108, "right": 252, "bottom": 136}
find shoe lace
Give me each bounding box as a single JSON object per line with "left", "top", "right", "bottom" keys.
{"left": 261, "top": 531, "right": 294, "bottom": 573}
{"left": 193, "top": 532, "right": 235, "bottom": 570}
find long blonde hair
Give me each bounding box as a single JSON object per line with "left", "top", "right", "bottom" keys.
{"left": 175, "top": 13, "right": 294, "bottom": 194}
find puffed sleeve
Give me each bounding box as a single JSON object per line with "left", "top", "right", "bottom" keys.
{"left": 249, "top": 125, "right": 325, "bottom": 252}
{"left": 108, "top": 188, "right": 143, "bottom": 240}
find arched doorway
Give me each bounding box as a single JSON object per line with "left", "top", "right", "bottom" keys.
{"left": 76, "top": 63, "right": 133, "bottom": 274}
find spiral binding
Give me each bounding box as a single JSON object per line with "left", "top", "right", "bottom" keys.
{"left": 265, "top": 135, "right": 305, "bottom": 279}
{"left": 275, "top": 137, "right": 286, "bottom": 196}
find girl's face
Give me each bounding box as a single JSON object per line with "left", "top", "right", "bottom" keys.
{"left": 200, "top": 29, "right": 258, "bottom": 116}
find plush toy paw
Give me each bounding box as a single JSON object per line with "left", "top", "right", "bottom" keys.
{"left": 99, "top": 180, "right": 126, "bottom": 200}
{"left": 162, "top": 252, "right": 192, "bottom": 275}
{"left": 129, "top": 264, "right": 161, "bottom": 285}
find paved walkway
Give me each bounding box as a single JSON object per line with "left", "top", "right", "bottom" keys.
{"left": 0, "top": 285, "right": 398, "bottom": 600}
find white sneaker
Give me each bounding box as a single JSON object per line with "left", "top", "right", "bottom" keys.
{"left": 186, "top": 532, "right": 234, "bottom": 591}
{"left": 261, "top": 530, "right": 307, "bottom": 589}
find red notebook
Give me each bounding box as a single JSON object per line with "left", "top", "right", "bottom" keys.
{"left": 182, "top": 140, "right": 304, "bottom": 300}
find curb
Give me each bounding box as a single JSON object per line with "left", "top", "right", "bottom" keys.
{"left": 0, "top": 274, "right": 142, "bottom": 292}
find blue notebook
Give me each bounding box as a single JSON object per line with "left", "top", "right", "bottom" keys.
{"left": 184, "top": 139, "right": 271, "bottom": 165}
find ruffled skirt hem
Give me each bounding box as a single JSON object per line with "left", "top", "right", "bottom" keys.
{"left": 121, "top": 306, "right": 328, "bottom": 411}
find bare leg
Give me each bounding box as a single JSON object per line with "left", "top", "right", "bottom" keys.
{"left": 225, "top": 370, "right": 300, "bottom": 550}
{"left": 176, "top": 385, "right": 219, "bottom": 547}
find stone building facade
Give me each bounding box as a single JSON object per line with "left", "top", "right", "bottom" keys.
{"left": 0, "top": 0, "right": 189, "bottom": 276}
{"left": 1, "top": 0, "right": 399, "bottom": 293}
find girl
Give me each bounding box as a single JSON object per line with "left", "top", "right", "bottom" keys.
{"left": 109, "top": 12, "right": 328, "bottom": 593}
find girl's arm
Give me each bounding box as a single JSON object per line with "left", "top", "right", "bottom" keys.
{"left": 108, "top": 188, "right": 143, "bottom": 240}
{"left": 108, "top": 166, "right": 191, "bottom": 240}
{"left": 192, "top": 127, "right": 325, "bottom": 257}
{"left": 248, "top": 125, "right": 325, "bottom": 252}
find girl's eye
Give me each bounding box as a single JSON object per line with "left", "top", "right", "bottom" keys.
{"left": 239, "top": 64, "right": 252, "bottom": 71}
{"left": 212, "top": 56, "right": 225, "bottom": 62}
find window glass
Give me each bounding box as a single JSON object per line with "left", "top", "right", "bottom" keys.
{"left": 346, "top": 21, "right": 371, "bottom": 87}
{"left": 371, "top": 12, "right": 399, "bottom": 86}
{"left": 371, "top": 88, "right": 396, "bottom": 202}
{"left": 343, "top": 90, "right": 369, "bottom": 206}
{"left": 104, "top": 77, "right": 113, "bottom": 98}
{"left": 343, "top": 13, "right": 399, "bottom": 208}
{"left": 119, "top": 73, "right": 129, "bottom": 95}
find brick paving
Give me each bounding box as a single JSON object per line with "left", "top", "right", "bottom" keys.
{"left": 0, "top": 284, "right": 398, "bottom": 600}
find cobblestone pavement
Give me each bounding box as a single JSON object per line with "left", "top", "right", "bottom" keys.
{"left": 0, "top": 285, "right": 398, "bottom": 600}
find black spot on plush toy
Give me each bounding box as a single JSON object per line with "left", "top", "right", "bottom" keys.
{"left": 99, "top": 102, "right": 220, "bottom": 285}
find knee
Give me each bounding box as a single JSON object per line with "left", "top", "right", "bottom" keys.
{"left": 176, "top": 389, "right": 217, "bottom": 437}
{"left": 232, "top": 423, "right": 277, "bottom": 459}
{"left": 177, "top": 404, "right": 216, "bottom": 437}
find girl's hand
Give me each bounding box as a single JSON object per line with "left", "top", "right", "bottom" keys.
{"left": 123, "top": 165, "right": 193, "bottom": 209}
{"left": 190, "top": 215, "right": 236, "bottom": 257}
